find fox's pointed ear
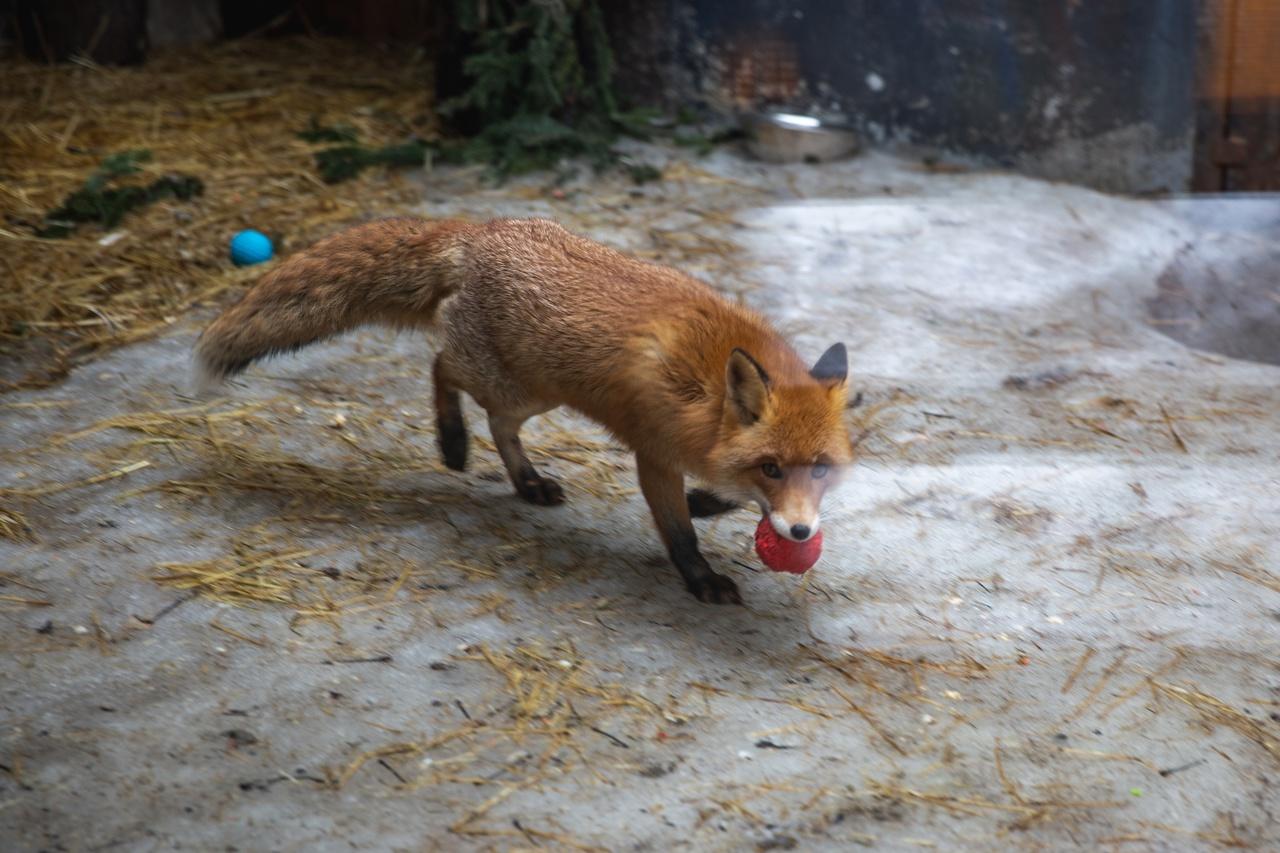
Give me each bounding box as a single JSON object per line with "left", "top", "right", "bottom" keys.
{"left": 725, "top": 348, "right": 771, "bottom": 425}
{"left": 811, "top": 343, "right": 848, "bottom": 387}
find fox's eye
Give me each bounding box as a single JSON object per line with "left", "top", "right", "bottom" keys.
{"left": 812, "top": 464, "right": 829, "bottom": 479}
{"left": 761, "top": 462, "right": 783, "bottom": 479}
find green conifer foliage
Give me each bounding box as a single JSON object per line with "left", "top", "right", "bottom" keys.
{"left": 441, "top": 0, "right": 646, "bottom": 175}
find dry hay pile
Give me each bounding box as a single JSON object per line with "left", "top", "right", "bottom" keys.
{"left": 0, "top": 36, "right": 432, "bottom": 389}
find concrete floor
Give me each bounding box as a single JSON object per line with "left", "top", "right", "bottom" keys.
{"left": 2, "top": 147, "right": 1279, "bottom": 852}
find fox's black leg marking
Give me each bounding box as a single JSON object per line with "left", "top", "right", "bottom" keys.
{"left": 668, "top": 530, "right": 744, "bottom": 605}
{"left": 687, "top": 489, "right": 739, "bottom": 519}
{"left": 489, "top": 414, "right": 564, "bottom": 506}
{"left": 438, "top": 401, "right": 468, "bottom": 472}
{"left": 637, "top": 456, "right": 743, "bottom": 605}
{"left": 433, "top": 356, "right": 468, "bottom": 471}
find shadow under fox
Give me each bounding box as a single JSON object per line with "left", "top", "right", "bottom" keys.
{"left": 196, "top": 217, "right": 853, "bottom": 604}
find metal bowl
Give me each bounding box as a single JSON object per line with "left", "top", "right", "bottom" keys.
{"left": 743, "top": 111, "right": 860, "bottom": 163}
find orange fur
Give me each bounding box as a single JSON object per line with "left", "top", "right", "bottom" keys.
{"left": 195, "top": 217, "right": 853, "bottom": 604}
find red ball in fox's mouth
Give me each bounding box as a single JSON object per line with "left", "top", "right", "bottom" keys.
{"left": 754, "top": 517, "right": 823, "bottom": 574}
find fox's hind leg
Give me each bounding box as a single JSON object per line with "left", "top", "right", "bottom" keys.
{"left": 433, "top": 355, "right": 469, "bottom": 471}
{"left": 434, "top": 334, "right": 560, "bottom": 505}
{"left": 488, "top": 412, "right": 565, "bottom": 506}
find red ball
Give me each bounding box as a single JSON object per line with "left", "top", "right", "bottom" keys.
{"left": 754, "top": 517, "right": 823, "bottom": 574}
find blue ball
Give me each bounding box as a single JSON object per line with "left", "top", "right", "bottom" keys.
{"left": 230, "top": 229, "right": 274, "bottom": 266}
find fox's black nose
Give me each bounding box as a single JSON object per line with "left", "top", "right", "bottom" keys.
{"left": 790, "top": 524, "right": 811, "bottom": 541}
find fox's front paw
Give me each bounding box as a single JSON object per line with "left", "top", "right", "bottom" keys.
{"left": 516, "top": 475, "right": 565, "bottom": 506}
{"left": 688, "top": 573, "right": 743, "bottom": 605}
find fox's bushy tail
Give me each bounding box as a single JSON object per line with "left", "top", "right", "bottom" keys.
{"left": 194, "top": 217, "right": 471, "bottom": 388}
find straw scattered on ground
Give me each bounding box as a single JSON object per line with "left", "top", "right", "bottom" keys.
{"left": 331, "top": 638, "right": 668, "bottom": 842}
{"left": 0, "top": 36, "right": 431, "bottom": 388}
{"left": 7, "top": 383, "right": 1277, "bottom": 843}
{"left": 0, "top": 505, "right": 35, "bottom": 542}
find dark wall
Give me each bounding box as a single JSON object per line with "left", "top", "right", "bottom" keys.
{"left": 6, "top": 0, "right": 1201, "bottom": 192}
{"left": 638, "top": 0, "right": 1200, "bottom": 193}
{"left": 13, "top": 0, "right": 149, "bottom": 64}
{"left": 7, "top": 0, "right": 438, "bottom": 61}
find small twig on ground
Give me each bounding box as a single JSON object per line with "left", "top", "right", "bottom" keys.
{"left": 588, "top": 726, "right": 629, "bottom": 749}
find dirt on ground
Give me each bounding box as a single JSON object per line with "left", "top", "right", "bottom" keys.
{"left": 2, "top": 148, "right": 1279, "bottom": 852}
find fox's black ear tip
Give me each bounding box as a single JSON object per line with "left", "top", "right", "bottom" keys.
{"left": 811, "top": 342, "right": 848, "bottom": 383}
{"left": 728, "top": 347, "right": 770, "bottom": 382}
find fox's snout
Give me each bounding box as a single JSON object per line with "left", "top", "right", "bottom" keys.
{"left": 769, "top": 512, "right": 819, "bottom": 542}
{"left": 766, "top": 483, "right": 822, "bottom": 541}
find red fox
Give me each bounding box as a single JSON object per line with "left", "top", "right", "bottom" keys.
{"left": 195, "top": 218, "right": 853, "bottom": 604}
